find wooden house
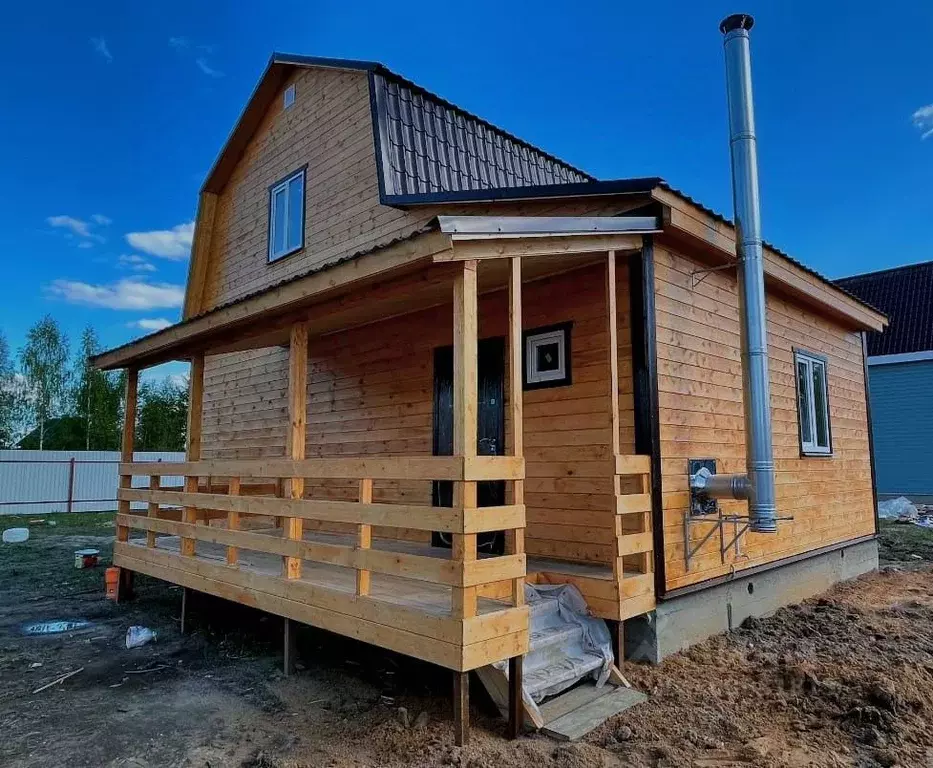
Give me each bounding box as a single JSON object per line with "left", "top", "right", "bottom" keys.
{"left": 93, "top": 50, "right": 886, "bottom": 743}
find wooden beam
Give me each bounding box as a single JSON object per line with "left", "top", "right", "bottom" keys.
{"left": 119, "top": 455, "right": 524, "bottom": 483}
{"left": 182, "top": 191, "right": 218, "bottom": 319}
{"left": 440, "top": 233, "right": 642, "bottom": 263}
{"left": 145, "top": 474, "right": 160, "bottom": 548}
{"left": 452, "top": 261, "right": 479, "bottom": 620}
{"left": 508, "top": 655, "right": 523, "bottom": 739}
{"left": 356, "top": 478, "right": 373, "bottom": 595}
{"left": 454, "top": 670, "right": 470, "bottom": 747}
{"left": 225, "top": 476, "right": 241, "bottom": 567}
{"left": 181, "top": 353, "right": 204, "bottom": 557}
{"left": 116, "top": 368, "right": 138, "bottom": 546}
{"left": 93, "top": 229, "right": 452, "bottom": 371}
{"left": 606, "top": 251, "right": 621, "bottom": 457}
{"left": 652, "top": 188, "right": 886, "bottom": 332}
{"left": 506, "top": 256, "right": 525, "bottom": 608}
{"left": 284, "top": 322, "right": 309, "bottom": 580}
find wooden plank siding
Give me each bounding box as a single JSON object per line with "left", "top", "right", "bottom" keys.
{"left": 654, "top": 243, "right": 875, "bottom": 591}
{"left": 201, "top": 262, "right": 636, "bottom": 566}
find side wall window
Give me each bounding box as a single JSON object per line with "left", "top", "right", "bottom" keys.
{"left": 795, "top": 349, "right": 832, "bottom": 455}
{"left": 268, "top": 168, "right": 306, "bottom": 262}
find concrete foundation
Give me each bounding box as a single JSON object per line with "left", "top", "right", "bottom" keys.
{"left": 624, "top": 538, "right": 879, "bottom": 664}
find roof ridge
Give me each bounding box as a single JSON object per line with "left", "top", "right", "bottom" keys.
{"left": 836, "top": 259, "right": 933, "bottom": 283}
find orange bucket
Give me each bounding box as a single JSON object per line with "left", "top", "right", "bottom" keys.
{"left": 105, "top": 567, "right": 120, "bottom": 600}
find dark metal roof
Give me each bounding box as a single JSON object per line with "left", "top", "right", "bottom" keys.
{"left": 370, "top": 71, "right": 592, "bottom": 198}
{"left": 836, "top": 262, "right": 933, "bottom": 356}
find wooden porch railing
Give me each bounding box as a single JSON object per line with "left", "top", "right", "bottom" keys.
{"left": 613, "top": 454, "right": 656, "bottom": 619}
{"left": 116, "top": 456, "right": 527, "bottom": 628}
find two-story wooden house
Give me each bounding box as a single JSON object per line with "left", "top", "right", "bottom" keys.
{"left": 94, "top": 43, "right": 885, "bottom": 744}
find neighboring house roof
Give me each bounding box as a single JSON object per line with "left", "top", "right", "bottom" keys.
{"left": 837, "top": 261, "right": 933, "bottom": 356}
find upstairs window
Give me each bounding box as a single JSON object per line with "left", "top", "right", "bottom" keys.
{"left": 795, "top": 349, "right": 832, "bottom": 456}
{"left": 268, "top": 168, "right": 305, "bottom": 262}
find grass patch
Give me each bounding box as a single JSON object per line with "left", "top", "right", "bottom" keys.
{"left": 0, "top": 512, "right": 116, "bottom": 600}
{"left": 878, "top": 518, "right": 933, "bottom": 563}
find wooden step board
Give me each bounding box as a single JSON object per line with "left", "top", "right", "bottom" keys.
{"left": 539, "top": 682, "right": 647, "bottom": 741}
{"left": 475, "top": 663, "right": 645, "bottom": 738}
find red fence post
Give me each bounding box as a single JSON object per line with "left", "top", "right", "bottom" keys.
{"left": 66, "top": 457, "right": 76, "bottom": 514}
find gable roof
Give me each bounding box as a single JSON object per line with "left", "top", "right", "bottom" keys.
{"left": 202, "top": 53, "right": 593, "bottom": 198}
{"left": 837, "top": 261, "right": 933, "bottom": 357}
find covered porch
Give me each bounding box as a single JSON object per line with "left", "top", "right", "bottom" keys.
{"left": 95, "top": 215, "right": 659, "bottom": 743}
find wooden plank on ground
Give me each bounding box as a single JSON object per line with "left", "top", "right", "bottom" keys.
{"left": 542, "top": 685, "right": 647, "bottom": 741}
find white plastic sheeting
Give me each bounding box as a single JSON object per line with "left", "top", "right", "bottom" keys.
{"left": 878, "top": 496, "right": 919, "bottom": 520}
{"left": 495, "top": 582, "right": 614, "bottom": 704}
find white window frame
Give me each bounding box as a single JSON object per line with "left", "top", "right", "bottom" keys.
{"left": 524, "top": 323, "right": 572, "bottom": 389}
{"left": 268, "top": 168, "right": 305, "bottom": 262}
{"left": 795, "top": 349, "right": 832, "bottom": 456}
{"left": 284, "top": 84, "right": 296, "bottom": 110}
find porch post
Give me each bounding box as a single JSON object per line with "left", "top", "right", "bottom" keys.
{"left": 606, "top": 251, "right": 625, "bottom": 660}
{"left": 115, "top": 366, "right": 138, "bottom": 601}
{"left": 284, "top": 322, "right": 309, "bottom": 580}
{"left": 507, "top": 256, "right": 526, "bottom": 738}
{"left": 452, "top": 259, "right": 479, "bottom": 619}
{"left": 180, "top": 352, "right": 204, "bottom": 557}
{"left": 451, "top": 259, "right": 478, "bottom": 748}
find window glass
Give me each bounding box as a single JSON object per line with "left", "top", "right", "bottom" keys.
{"left": 797, "top": 359, "right": 812, "bottom": 445}
{"left": 287, "top": 174, "right": 304, "bottom": 251}
{"left": 812, "top": 361, "right": 829, "bottom": 448}
{"left": 272, "top": 186, "right": 287, "bottom": 256}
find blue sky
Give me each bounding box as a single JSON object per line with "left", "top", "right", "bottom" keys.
{"left": 1, "top": 0, "right": 931, "bottom": 380}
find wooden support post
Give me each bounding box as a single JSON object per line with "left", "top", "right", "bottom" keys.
{"left": 508, "top": 655, "right": 523, "bottom": 739}
{"left": 181, "top": 353, "right": 205, "bottom": 556}
{"left": 606, "top": 251, "right": 625, "bottom": 586}
{"left": 146, "top": 474, "right": 161, "bottom": 548}
{"left": 116, "top": 368, "right": 138, "bottom": 548}
{"left": 356, "top": 478, "right": 373, "bottom": 595}
{"left": 284, "top": 322, "right": 308, "bottom": 579}
{"left": 225, "top": 476, "right": 241, "bottom": 567}
{"left": 506, "top": 256, "right": 525, "bottom": 607}
{"left": 284, "top": 617, "right": 297, "bottom": 676}
{"left": 116, "top": 568, "right": 134, "bottom": 602}
{"left": 611, "top": 620, "right": 625, "bottom": 668}
{"left": 452, "top": 261, "right": 478, "bottom": 620}
{"left": 453, "top": 670, "right": 470, "bottom": 747}
{"left": 180, "top": 586, "right": 190, "bottom": 634}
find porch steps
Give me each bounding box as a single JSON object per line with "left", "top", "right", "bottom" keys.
{"left": 476, "top": 588, "right": 646, "bottom": 740}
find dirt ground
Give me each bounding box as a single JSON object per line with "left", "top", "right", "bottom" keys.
{"left": 1, "top": 516, "right": 931, "bottom": 768}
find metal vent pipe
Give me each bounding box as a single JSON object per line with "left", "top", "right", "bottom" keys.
{"left": 691, "top": 14, "right": 777, "bottom": 533}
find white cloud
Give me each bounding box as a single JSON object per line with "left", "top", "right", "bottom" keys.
{"left": 166, "top": 373, "right": 189, "bottom": 389}
{"left": 118, "top": 254, "right": 157, "bottom": 272}
{"left": 92, "top": 214, "right": 112, "bottom": 225}
{"left": 913, "top": 104, "right": 933, "bottom": 140}
{"left": 128, "top": 317, "right": 174, "bottom": 332}
{"left": 195, "top": 58, "right": 223, "bottom": 78}
{"left": 168, "top": 36, "right": 190, "bottom": 49}
{"left": 47, "top": 214, "right": 108, "bottom": 246}
{"left": 48, "top": 215, "right": 92, "bottom": 238}
{"left": 125, "top": 221, "right": 194, "bottom": 260}
{"left": 90, "top": 36, "right": 112, "bottom": 63}
{"left": 47, "top": 279, "right": 184, "bottom": 310}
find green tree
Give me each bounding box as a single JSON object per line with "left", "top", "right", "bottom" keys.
{"left": 70, "top": 327, "right": 124, "bottom": 450}
{"left": 19, "top": 316, "right": 69, "bottom": 450}
{"left": 136, "top": 377, "right": 188, "bottom": 451}
{"left": 0, "top": 331, "right": 17, "bottom": 448}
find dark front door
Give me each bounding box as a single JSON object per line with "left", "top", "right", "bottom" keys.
{"left": 432, "top": 338, "right": 505, "bottom": 554}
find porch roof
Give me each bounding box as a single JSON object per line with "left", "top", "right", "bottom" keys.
{"left": 91, "top": 216, "right": 655, "bottom": 372}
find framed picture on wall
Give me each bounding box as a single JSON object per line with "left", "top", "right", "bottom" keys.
{"left": 523, "top": 322, "right": 572, "bottom": 390}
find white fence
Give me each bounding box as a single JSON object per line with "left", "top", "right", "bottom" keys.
{"left": 0, "top": 450, "right": 186, "bottom": 515}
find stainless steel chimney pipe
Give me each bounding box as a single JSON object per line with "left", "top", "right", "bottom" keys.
{"left": 690, "top": 14, "right": 777, "bottom": 532}
{"left": 720, "top": 13, "right": 777, "bottom": 533}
